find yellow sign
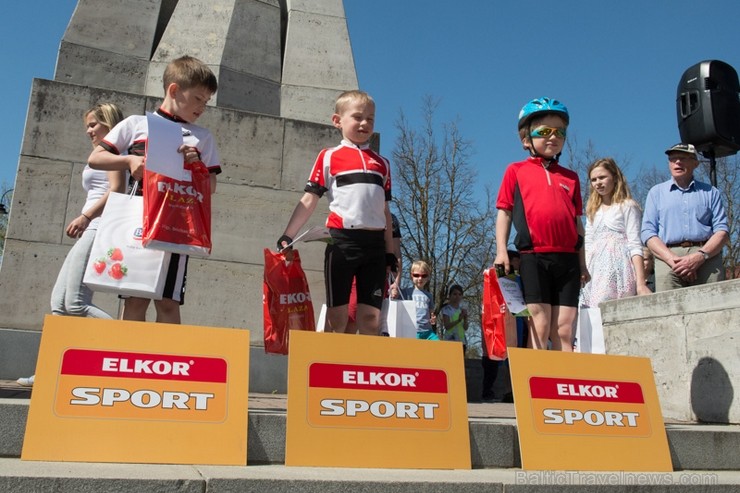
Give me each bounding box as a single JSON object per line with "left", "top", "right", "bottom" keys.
{"left": 508, "top": 348, "right": 672, "bottom": 471}
{"left": 286, "top": 331, "right": 470, "bottom": 469}
{"left": 21, "top": 316, "right": 250, "bottom": 465}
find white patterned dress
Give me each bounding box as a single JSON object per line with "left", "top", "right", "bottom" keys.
{"left": 580, "top": 200, "right": 644, "bottom": 307}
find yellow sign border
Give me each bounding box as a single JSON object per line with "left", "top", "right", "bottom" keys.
{"left": 509, "top": 348, "right": 672, "bottom": 471}
{"left": 286, "top": 331, "right": 471, "bottom": 469}
{"left": 21, "top": 316, "right": 250, "bottom": 465}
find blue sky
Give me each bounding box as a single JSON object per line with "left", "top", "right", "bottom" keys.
{"left": 2, "top": 1, "right": 740, "bottom": 197}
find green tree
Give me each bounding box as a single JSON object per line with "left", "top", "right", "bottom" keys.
{"left": 391, "top": 96, "right": 497, "bottom": 355}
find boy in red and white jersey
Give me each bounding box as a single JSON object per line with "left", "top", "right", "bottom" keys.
{"left": 278, "top": 90, "right": 396, "bottom": 335}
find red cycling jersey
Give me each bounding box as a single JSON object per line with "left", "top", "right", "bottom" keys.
{"left": 496, "top": 157, "right": 582, "bottom": 253}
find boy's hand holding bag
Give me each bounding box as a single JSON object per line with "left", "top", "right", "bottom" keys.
{"left": 481, "top": 268, "right": 518, "bottom": 360}
{"left": 263, "top": 248, "right": 316, "bottom": 355}
{"left": 142, "top": 160, "right": 212, "bottom": 257}
{"left": 141, "top": 113, "right": 212, "bottom": 257}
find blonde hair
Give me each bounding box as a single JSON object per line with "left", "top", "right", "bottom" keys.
{"left": 585, "top": 158, "right": 635, "bottom": 222}
{"left": 84, "top": 103, "right": 124, "bottom": 132}
{"left": 411, "top": 260, "right": 431, "bottom": 275}
{"left": 334, "top": 90, "right": 374, "bottom": 114}
{"left": 162, "top": 55, "right": 218, "bottom": 93}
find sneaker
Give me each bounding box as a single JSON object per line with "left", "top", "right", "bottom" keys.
{"left": 16, "top": 375, "right": 34, "bottom": 387}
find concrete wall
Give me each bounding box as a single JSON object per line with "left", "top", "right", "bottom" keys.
{"left": 0, "top": 79, "right": 332, "bottom": 336}
{"left": 55, "top": 0, "right": 166, "bottom": 94}
{"left": 281, "top": 0, "right": 358, "bottom": 123}
{"left": 602, "top": 279, "right": 740, "bottom": 424}
{"left": 144, "top": 0, "right": 284, "bottom": 115}
{"left": 0, "top": 0, "right": 355, "bottom": 382}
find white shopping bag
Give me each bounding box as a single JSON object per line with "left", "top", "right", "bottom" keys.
{"left": 382, "top": 299, "right": 418, "bottom": 338}
{"left": 575, "top": 307, "right": 605, "bottom": 354}
{"left": 83, "top": 192, "right": 171, "bottom": 299}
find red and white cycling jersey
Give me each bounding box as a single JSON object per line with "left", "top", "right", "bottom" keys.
{"left": 305, "top": 139, "right": 392, "bottom": 230}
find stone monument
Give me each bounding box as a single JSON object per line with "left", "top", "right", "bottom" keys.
{"left": 0, "top": 0, "right": 358, "bottom": 387}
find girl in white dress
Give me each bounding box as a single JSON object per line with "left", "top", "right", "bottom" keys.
{"left": 580, "top": 158, "right": 651, "bottom": 308}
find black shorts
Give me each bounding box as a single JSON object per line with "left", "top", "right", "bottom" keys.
{"left": 325, "top": 229, "right": 386, "bottom": 309}
{"left": 519, "top": 252, "right": 580, "bottom": 307}
{"left": 163, "top": 253, "right": 188, "bottom": 304}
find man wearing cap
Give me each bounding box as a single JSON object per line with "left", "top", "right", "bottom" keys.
{"left": 641, "top": 143, "right": 729, "bottom": 291}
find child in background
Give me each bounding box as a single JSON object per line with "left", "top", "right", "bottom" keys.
{"left": 89, "top": 55, "right": 222, "bottom": 324}
{"left": 441, "top": 284, "right": 468, "bottom": 351}
{"left": 391, "top": 260, "right": 438, "bottom": 340}
{"left": 581, "top": 157, "right": 651, "bottom": 307}
{"left": 278, "top": 90, "right": 395, "bottom": 335}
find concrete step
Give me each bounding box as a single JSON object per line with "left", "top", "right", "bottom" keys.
{"left": 0, "top": 459, "right": 739, "bottom": 492}
{"left": 0, "top": 380, "right": 32, "bottom": 399}
{"left": 2, "top": 397, "right": 740, "bottom": 472}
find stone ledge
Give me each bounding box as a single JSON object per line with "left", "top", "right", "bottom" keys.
{"left": 603, "top": 279, "right": 740, "bottom": 424}
{"left": 1, "top": 460, "right": 739, "bottom": 492}
{"left": 3, "top": 399, "right": 740, "bottom": 471}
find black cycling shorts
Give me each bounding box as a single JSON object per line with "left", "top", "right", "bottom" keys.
{"left": 518, "top": 252, "right": 580, "bottom": 307}
{"left": 324, "top": 228, "right": 386, "bottom": 309}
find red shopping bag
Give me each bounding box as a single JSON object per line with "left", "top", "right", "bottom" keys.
{"left": 263, "top": 248, "right": 316, "bottom": 354}
{"left": 481, "top": 268, "right": 517, "bottom": 360}
{"left": 142, "top": 160, "right": 212, "bottom": 257}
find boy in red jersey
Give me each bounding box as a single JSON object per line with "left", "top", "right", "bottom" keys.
{"left": 494, "top": 98, "right": 589, "bottom": 351}
{"left": 278, "top": 90, "right": 396, "bottom": 335}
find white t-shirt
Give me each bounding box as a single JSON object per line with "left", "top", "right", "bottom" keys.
{"left": 81, "top": 165, "right": 110, "bottom": 230}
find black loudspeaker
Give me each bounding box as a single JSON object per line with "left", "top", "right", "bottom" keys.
{"left": 677, "top": 60, "right": 740, "bottom": 158}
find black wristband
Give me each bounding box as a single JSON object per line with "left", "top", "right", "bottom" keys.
{"left": 277, "top": 235, "right": 293, "bottom": 251}
{"left": 385, "top": 253, "right": 398, "bottom": 272}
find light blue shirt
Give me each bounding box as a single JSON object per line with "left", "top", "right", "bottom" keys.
{"left": 640, "top": 178, "right": 728, "bottom": 245}
{"left": 400, "top": 287, "right": 433, "bottom": 332}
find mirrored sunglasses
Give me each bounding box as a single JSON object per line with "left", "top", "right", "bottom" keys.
{"left": 530, "top": 125, "right": 567, "bottom": 139}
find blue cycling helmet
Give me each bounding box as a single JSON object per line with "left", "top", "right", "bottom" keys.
{"left": 518, "top": 97, "right": 569, "bottom": 129}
